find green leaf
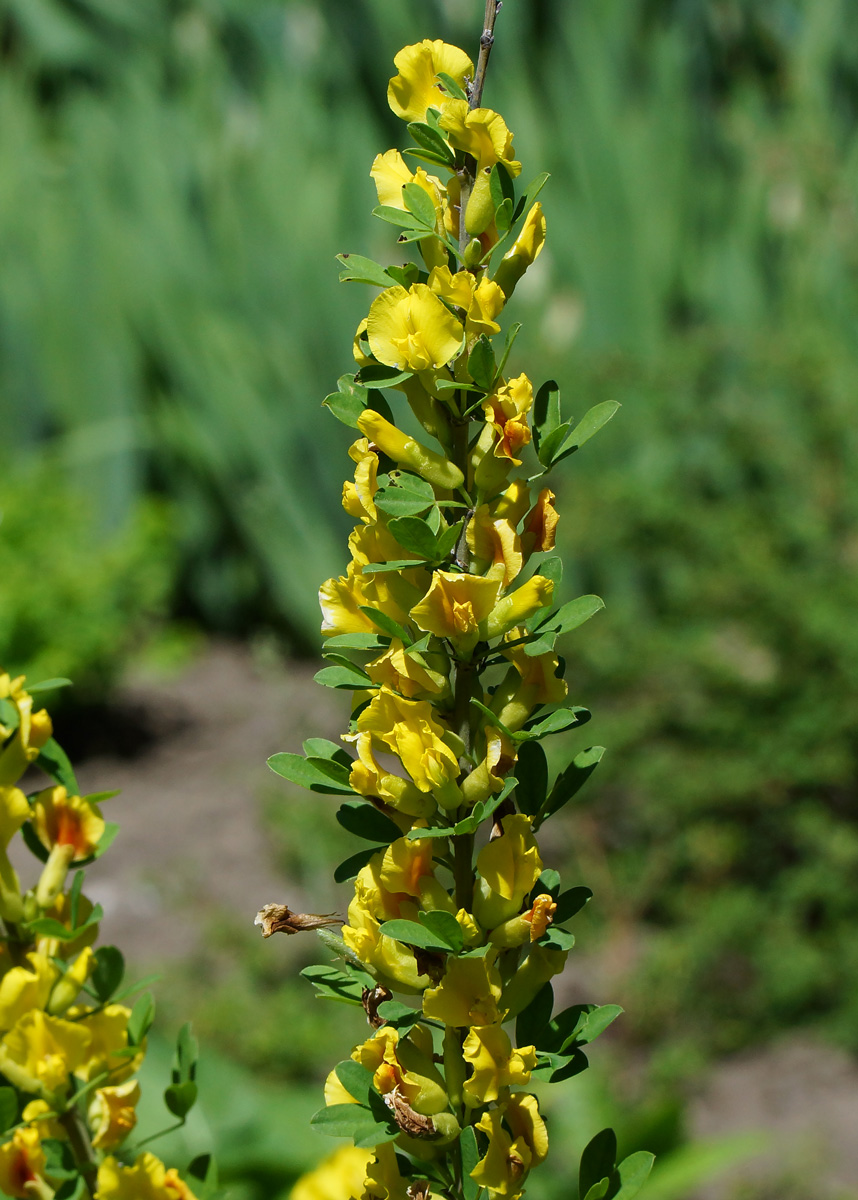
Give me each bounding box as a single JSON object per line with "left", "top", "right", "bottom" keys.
{"left": 534, "top": 594, "right": 604, "bottom": 642}
{"left": 323, "top": 374, "right": 368, "bottom": 429}
{"left": 435, "top": 520, "right": 463, "bottom": 561}
{"left": 515, "top": 982, "right": 554, "bottom": 1048}
{"left": 551, "top": 401, "right": 621, "bottom": 465}
{"left": 407, "top": 122, "right": 454, "bottom": 163}
{"left": 496, "top": 322, "right": 522, "bottom": 380}
{"left": 300, "top": 964, "right": 370, "bottom": 1005}
{"left": 613, "top": 1152, "right": 656, "bottom": 1200}
{"left": 173, "top": 1022, "right": 199, "bottom": 1083}
{"left": 26, "top": 678, "right": 72, "bottom": 695}
{"left": 402, "top": 183, "right": 438, "bottom": 228}
{"left": 379, "top": 917, "right": 457, "bottom": 954}
{"left": 460, "top": 1126, "right": 481, "bottom": 1200}
{"left": 515, "top": 741, "right": 548, "bottom": 817}
{"left": 336, "top": 802, "right": 401, "bottom": 844}
{"left": 188, "top": 1154, "right": 218, "bottom": 1190}
{"left": 580, "top": 1129, "right": 618, "bottom": 1200}
{"left": 577, "top": 1005, "right": 623, "bottom": 1045}
{"left": 334, "top": 846, "right": 382, "bottom": 883}
{"left": 540, "top": 927, "right": 576, "bottom": 951}
{"left": 35, "top": 738, "right": 79, "bottom": 795}
{"left": 542, "top": 747, "right": 605, "bottom": 820}
{"left": 268, "top": 752, "right": 355, "bottom": 796}
{"left": 375, "top": 473, "right": 437, "bottom": 517}
{"left": 512, "top": 172, "right": 551, "bottom": 224}
{"left": 314, "top": 664, "right": 374, "bottom": 691}
{"left": 360, "top": 559, "right": 423, "bottom": 576}
{"left": 495, "top": 197, "right": 514, "bottom": 232}
{"left": 583, "top": 1181, "right": 611, "bottom": 1200}
{"left": 517, "top": 707, "right": 591, "bottom": 741}
{"left": 535, "top": 420, "right": 571, "bottom": 468}
{"left": 311, "top": 1103, "right": 397, "bottom": 1146}
{"left": 436, "top": 71, "right": 468, "bottom": 101}
{"left": 0, "top": 1087, "right": 17, "bottom": 1134}
{"left": 337, "top": 254, "right": 395, "bottom": 288}
{"left": 468, "top": 336, "right": 496, "bottom": 391}
{"left": 358, "top": 607, "right": 412, "bottom": 644}
{"left": 334, "top": 1060, "right": 375, "bottom": 1106}
{"left": 403, "top": 146, "right": 454, "bottom": 169}
{"left": 322, "top": 633, "right": 390, "bottom": 652}
{"left": 418, "top": 910, "right": 464, "bottom": 953}
{"left": 387, "top": 515, "right": 440, "bottom": 559}
{"left": 303, "top": 738, "right": 354, "bottom": 767}
{"left": 372, "top": 204, "right": 429, "bottom": 231}
{"left": 533, "top": 379, "right": 562, "bottom": 450}
{"left": 553, "top": 886, "right": 593, "bottom": 923}
{"left": 386, "top": 263, "right": 422, "bottom": 289}
{"left": 91, "top": 946, "right": 125, "bottom": 1004}
{"left": 375, "top": 1000, "right": 421, "bottom": 1030}
{"left": 164, "top": 1081, "right": 198, "bottom": 1119}
{"left": 26, "top": 904, "right": 103, "bottom": 942}
{"left": 127, "top": 992, "right": 155, "bottom": 1047}
{"left": 358, "top": 365, "right": 414, "bottom": 389}
{"left": 69, "top": 868, "right": 84, "bottom": 927}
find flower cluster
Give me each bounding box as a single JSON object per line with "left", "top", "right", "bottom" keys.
{"left": 0, "top": 672, "right": 203, "bottom": 1199}
{"left": 267, "top": 25, "right": 653, "bottom": 1200}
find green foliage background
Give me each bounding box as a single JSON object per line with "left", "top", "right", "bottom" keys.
{"left": 4, "top": 0, "right": 858, "bottom": 1184}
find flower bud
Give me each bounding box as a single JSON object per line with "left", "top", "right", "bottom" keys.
{"left": 464, "top": 237, "right": 484, "bottom": 269}
{"left": 357, "top": 411, "right": 464, "bottom": 491}
{"left": 465, "top": 168, "right": 496, "bottom": 236}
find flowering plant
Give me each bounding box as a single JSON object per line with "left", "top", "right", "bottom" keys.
{"left": 0, "top": 672, "right": 212, "bottom": 1199}
{"left": 263, "top": 7, "right": 654, "bottom": 1200}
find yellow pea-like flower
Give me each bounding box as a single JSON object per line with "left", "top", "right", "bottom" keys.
{"left": 474, "top": 814, "right": 543, "bottom": 930}
{"left": 493, "top": 202, "right": 547, "bottom": 298}
{"left": 460, "top": 724, "right": 518, "bottom": 808}
{"left": 70, "top": 1003, "right": 143, "bottom": 1084}
{"left": 470, "top": 1106, "right": 532, "bottom": 1200}
{"left": 0, "top": 1126, "right": 52, "bottom": 1200}
{"left": 356, "top": 686, "right": 461, "bottom": 808}
{"left": 490, "top": 629, "right": 568, "bottom": 731}
{"left": 521, "top": 486, "right": 559, "bottom": 556}
{"left": 422, "top": 953, "right": 503, "bottom": 1027}
{"left": 466, "top": 506, "right": 523, "bottom": 588}
{"left": 387, "top": 40, "right": 474, "bottom": 124}
{"left": 410, "top": 570, "right": 501, "bottom": 651}
{"left": 88, "top": 1079, "right": 141, "bottom": 1150}
{"left": 342, "top": 437, "right": 379, "bottom": 524}
{"left": 0, "top": 1009, "right": 91, "bottom": 1099}
{"left": 342, "top": 903, "right": 430, "bottom": 995}
{"left": 357, "top": 409, "right": 464, "bottom": 492}
{"left": 96, "top": 1152, "right": 199, "bottom": 1200}
{"left": 348, "top": 732, "right": 435, "bottom": 818}
{"left": 366, "top": 638, "right": 448, "bottom": 699}
{"left": 0, "top": 674, "right": 52, "bottom": 788}
{"left": 31, "top": 786, "right": 105, "bottom": 862}
{"left": 0, "top": 953, "right": 58, "bottom": 1033}
{"left": 291, "top": 1146, "right": 374, "bottom": 1200}
{"left": 483, "top": 374, "right": 534, "bottom": 464}
{"left": 483, "top": 574, "right": 554, "bottom": 641}
{"left": 366, "top": 285, "right": 464, "bottom": 373}
{"left": 462, "top": 1024, "right": 537, "bottom": 1104}
{"left": 427, "top": 267, "right": 505, "bottom": 338}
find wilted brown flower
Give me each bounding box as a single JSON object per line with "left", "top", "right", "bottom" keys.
{"left": 254, "top": 904, "right": 341, "bottom": 938}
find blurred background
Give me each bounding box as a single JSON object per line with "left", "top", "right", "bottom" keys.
{"left": 2, "top": 0, "right": 858, "bottom": 1196}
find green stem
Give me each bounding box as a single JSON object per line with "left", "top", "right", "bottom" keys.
{"left": 470, "top": 0, "right": 503, "bottom": 111}
{"left": 58, "top": 1107, "right": 98, "bottom": 1199}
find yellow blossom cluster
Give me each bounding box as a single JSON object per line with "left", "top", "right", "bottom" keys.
{"left": 0, "top": 673, "right": 201, "bottom": 1199}
{"left": 266, "top": 24, "right": 653, "bottom": 1200}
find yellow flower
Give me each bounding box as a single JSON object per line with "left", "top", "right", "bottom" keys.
{"left": 88, "top": 1080, "right": 140, "bottom": 1150}
{"left": 524, "top": 894, "right": 557, "bottom": 942}
{"left": 319, "top": 568, "right": 416, "bottom": 639}
{"left": 483, "top": 575, "right": 554, "bottom": 641}
{"left": 21, "top": 1099, "right": 64, "bottom": 1140}
{"left": 363, "top": 1142, "right": 410, "bottom": 1200}
{"left": 470, "top": 1095, "right": 548, "bottom": 1200}
{"left": 31, "top": 787, "right": 105, "bottom": 862}
{"left": 371, "top": 150, "right": 443, "bottom": 213}
{"left": 501, "top": 944, "right": 569, "bottom": 1019}
{"left": 365, "top": 639, "right": 448, "bottom": 699}
{"left": 484, "top": 375, "right": 534, "bottom": 464}
{"left": 491, "top": 632, "right": 567, "bottom": 731}
{"left": 71, "top": 1004, "right": 143, "bottom": 1084}
{"left": 473, "top": 815, "right": 543, "bottom": 930}
{"left": 292, "top": 1146, "right": 374, "bottom": 1200}
{"left": 521, "top": 487, "right": 558, "bottom": 556}
{"left": 410, "top": 571, "right": 500, "bottom": 651}
{"left": 348, "top": 732, "right": 434, "bottom": 818}
{"left": 460, "top": 725, "right": 518, "bottom": 808}
{"left": 96, "top": 1152, "right": 198, "bottom": 1200}
{"left": 342, "top": 438, "right": 379, "bottom": 524}
{"left": 462, "top": 1024, "right": 537, "bottom": 1105}
{"left": 328, "top": 1025, "right": 448, "bottom": 1118}
{"left": 0, "top": 786, "right": 29, "bottom": 849}
{"left": 355, "top": 687, "right": 461, "bottom": 809}
{"left": 380, "top": 835, "right": 455, "bottom": 914}
{"left": 366, "top": 286, "right": 463, "bottom": 373}
{"left": 427, "top": 267, "right": 505, "bottom": 338}
{"left": 0, "top": 674, "right": 52, "bottom": 788}
{"left": 493, "top": 202, "right": 547, "bottom": 298}
{"left": 0, "top": 953, "right": 58, "bottom": 1033}
{"left": 0, "top": 1009, "right": 91, "bottom": 1099}
{"left": 0, "top": 1126, "right": 52, "bottom": 1200}
{"left": 466, "top": 507, "right": 523, "bottom": 588}
{"left": 422, "top": 954, "right": 503, "bottom": 1027}
{"left": 387, "top": 41, "right": 474, "bottom": 124}
{"left": 470, "top": 1107, "right": 529, "bottom": 1200}
{"left": 494, "top": 480, "right": 531, "bottom": 526}
{"left": 439, "top": 102, "right": 522, "bottom": 236}
{"left": 342, "top": 901, "right": 430, "bottom": 995}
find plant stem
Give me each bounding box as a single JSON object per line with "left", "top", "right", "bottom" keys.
{"left": 470, "top": 0, "right": 503, "bottom": 110}
{"left": 58, "top": 1107, "right": 97, "bottom": 1199}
